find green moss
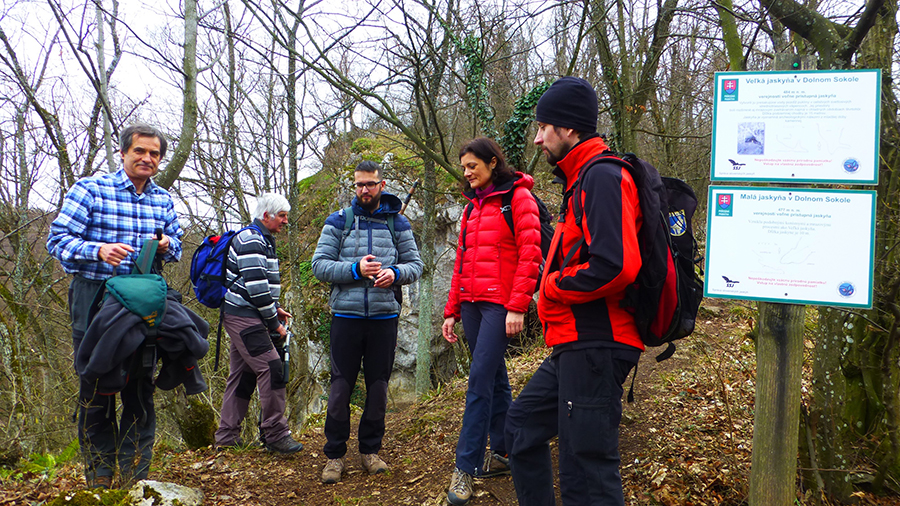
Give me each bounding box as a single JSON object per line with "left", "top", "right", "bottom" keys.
{"left": 47, "top": 489, "right": 127, "bottom": 506}
{"left": 142, "top": 483, "right": 163, "bottom": 502}
{"left": 175, "top": 397, "right": 216, "bottom": 450}
{"left": 351, "top": 138, "right": 375, "bottom": 153}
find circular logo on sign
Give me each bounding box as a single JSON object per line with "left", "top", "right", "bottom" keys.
{"left": 838, "top": 282, "right": 855, "bottom": 298}
{"left": 843, "top": 158, "right": 859, "bottom": 173}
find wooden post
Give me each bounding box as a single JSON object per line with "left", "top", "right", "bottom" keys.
{"left": 747, "top": 53, "right": 816, "bottom": 506}
{"left": 750, "top": 302, "right": 806, "bottom": 505}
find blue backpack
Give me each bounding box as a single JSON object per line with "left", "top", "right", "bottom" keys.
{"left": 189, "top": 224, "right": 260, "bottom": 371}
{"left": 189, "top": 224, "right": 259, "bottom": 308}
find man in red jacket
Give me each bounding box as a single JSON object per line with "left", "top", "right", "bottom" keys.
{"left": 504, "top": 77, "right": 644, "bottom": 506}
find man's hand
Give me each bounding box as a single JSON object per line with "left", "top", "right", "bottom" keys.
{"left": 98, "top": 243, "right": 135, "bottom": 267}
{"left": 277, "top": 307, "right": 293, "bottom": 320}
{"left": 157, "top": 234, "right": 170, "bottom": 254}
{"left": 442, "top": 317, "right": 458, "bottom": 343}
{"left": 359, "top": 254, "right": 382, "bottom": 279}
{"left": 373, "top": 268, "right": 395, "bottom": 288}
{"left": 506, "top": 311, "right": 525, "bottom": 336}
{"left": 275, "top": 324, "right": 287, "bottom": 339}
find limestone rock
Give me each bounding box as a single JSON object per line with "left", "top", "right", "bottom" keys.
{"left": 125, "top": 480, "right": 204, "bottom": 506}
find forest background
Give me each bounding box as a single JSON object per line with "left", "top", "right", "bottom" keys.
{"left": 0, "top": 0, "right": 898, "bottom": 503}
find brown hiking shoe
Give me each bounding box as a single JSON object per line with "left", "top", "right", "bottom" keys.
{"left": 447, "top": 467, "right": 474, "bottom": 505}
{"left": 360, "top": 453, "right": 389, "bottom": 474}
{"left": 89, "top": 475, "right": 112, "bottom": 489}
{"left": 321, "top": 457, "right": 345, "bottom": 484}
{"left": 480, "top": 451, "right": 511, "bottom": 477}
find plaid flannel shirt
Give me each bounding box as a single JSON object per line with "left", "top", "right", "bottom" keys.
{"left": 47, "top": 169, "right": 183, "bottom": 280}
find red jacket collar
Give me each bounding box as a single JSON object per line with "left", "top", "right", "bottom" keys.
{"left": 555, "top": 136, "right": 610, "bottom": 191}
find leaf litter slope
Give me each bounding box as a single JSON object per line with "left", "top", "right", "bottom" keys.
{"left": 4, "top": 301, "right": 900, "bottom": 505}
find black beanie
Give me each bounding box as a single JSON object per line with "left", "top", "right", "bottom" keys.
{"left": 535, "top": 77, "right": 598, "bottom": 133}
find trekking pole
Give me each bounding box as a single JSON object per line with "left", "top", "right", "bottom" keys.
{"left": 282, "top": 320, "right": 291, "bottom": 383}
{"left": 399, "top": 180, "right": 419, "bottom": 215}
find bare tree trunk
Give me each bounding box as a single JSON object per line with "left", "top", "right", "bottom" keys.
{"left": 714, "top": 0, "right": 745, "bottom": 71}
{"left": 806, "top": 307, "right": 854, "bottom": 501}
{"left": 155, "top": 0, "right": 198, "bottom": 189}
{"left": 758, "top": 1, "right": 896, "bottom": 499}
{"left": 416, "top": 155, "right": 436, "bottom": 396}
{"left": 95, "top": 1, "right": 116, "bottom": 173}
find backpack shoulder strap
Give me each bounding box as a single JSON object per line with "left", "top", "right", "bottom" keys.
{"left": 500, "top": 190, "right": 516, "bottom": 236}
{"left": 132, "top": 237, "right": 160, "bottom": 275}
{"left": 572, "top": 153, "right": 632, "bottom": 228}
{"left": 559, "top": 153, "right": 627, "bottom": 273}
{"left": 342, "top": 206, "right": 354, "bottom": 234}
{"left": 338, "top": 206, "right": 354, "bottom": 252}
{"left": 461, "top": 202, "right": 475, "bottom": 249}
{"left": 387, "top": 213, "right": 399, "bottom": 250}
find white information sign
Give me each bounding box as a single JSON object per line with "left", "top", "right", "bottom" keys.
{"left": 705, "top": 186, "right": 875, "bottom": 308}
{"left": 711, "top": 70, "right": 881, "bottom": 184}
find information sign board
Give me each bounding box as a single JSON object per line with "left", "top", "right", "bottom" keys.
{"left": 705, "top": 186, "right": 875, "bottom": 308}
{"left": 711, "top": 70, "right": 881, "bottom": 184}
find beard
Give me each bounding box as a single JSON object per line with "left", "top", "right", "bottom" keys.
{"left": 359, "top": 194, "right": 380, "bottom": 211}
{"left": 543, "top": 146, "right": 566, "bottom": 166}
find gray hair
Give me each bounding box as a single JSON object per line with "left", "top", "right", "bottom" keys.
{"left": 120, "top": 123, "right": 168, "bottom": 158}
{"left": 253, "top": 193, "right": 291, "bottom": 220}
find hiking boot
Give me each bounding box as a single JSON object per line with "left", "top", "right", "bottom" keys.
{"left": 480, "top": 451, "right": 511, "bottom": 477}
{"left": 89, "top": 475, "right": 112, "bottom": 490}
{"left": 360, "top": 453, "right": 389, "bottom": 475}
{"left": 264, "top": 435, "right": 303, "bottom": 454}
{"left": 447, "top": 467, "right": 474, "bottom": 505}
{"left": 321, "top": 457, "right": 345, "bottom": 484}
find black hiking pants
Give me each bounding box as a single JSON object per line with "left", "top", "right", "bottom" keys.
{"left": 505, "top": 347, "right": 635, "bottom": 506}
{"left": 324, "top": 316, "right": 398, "bottom": 458}
{"left": 70, "top": 276, "right": 155, "bottom": 486}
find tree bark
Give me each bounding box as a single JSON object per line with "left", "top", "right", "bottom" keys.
{"left": 750, "top": 302, "right": 805, "bottom": 506}
{"left": 155, "top": 0, "right": 198, "bottom": 189}
{"left": 95, "top": 1, "right": 117, "bottom": 173}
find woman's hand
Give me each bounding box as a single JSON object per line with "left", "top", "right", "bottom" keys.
{"left": 442, "top": 317, "right": 458, "bottom": 343}
{"left": 506, "top": 311, "right": 525, "bottom": 336}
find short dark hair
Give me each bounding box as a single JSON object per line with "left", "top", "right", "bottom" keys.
{"left": 120, "top": 124, "right": 168, "bottom": 159}
{"left": 354, "top": 160, "right": 383, "bottom": 180}
{"left": 458, "top": 137, "right": 515, "bottom": 190}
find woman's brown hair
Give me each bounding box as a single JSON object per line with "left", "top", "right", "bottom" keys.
{"left": 458, "top": 137, "right": 516, "bottom": 191}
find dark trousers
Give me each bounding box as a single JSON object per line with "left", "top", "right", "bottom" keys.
{"left": 505, "top": 348, "right": 635, "bottom": 506}
{"left": 455, "top": 301, "right": 512, "bottom": 475}
{"left": 70, "top": 276, "right": 155, "bottom": 484}
{"left": 215, "top": 314, "right": 289, "bottom": 446}
{"left": 78, "top": 375, "right": 155, "bottom": 483}
{"left": 324, "top": 316, "right": 397, "bottom": 459}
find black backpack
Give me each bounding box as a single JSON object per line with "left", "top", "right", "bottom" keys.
{"left": 463, "top": 188, "right": 555, "bottom": 293}
{"left": 570, "top": 152, "right": 703, "bottom": 362}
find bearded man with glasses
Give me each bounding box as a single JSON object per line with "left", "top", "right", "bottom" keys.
{"left": 311, "top": 160, "right": 423, "bottom": 484}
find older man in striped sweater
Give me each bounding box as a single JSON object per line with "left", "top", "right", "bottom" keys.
{"left": 214, "top": 193, "right": 302, "bottom": 454}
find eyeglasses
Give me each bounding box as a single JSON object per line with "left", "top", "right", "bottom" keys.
{"left": 354, "top": 181, "right": 382, "bottom": 190}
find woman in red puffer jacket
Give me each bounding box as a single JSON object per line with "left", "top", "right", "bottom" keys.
{"left": 441, "top": 137, "right": 542, "bottom": 506}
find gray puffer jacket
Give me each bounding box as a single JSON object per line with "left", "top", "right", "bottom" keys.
{"left": 312, "top": 193, "right": 423, "bottom": 317}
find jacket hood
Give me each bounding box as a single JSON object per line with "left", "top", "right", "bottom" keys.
{"left": 463, "top": 171, "right": 534, "bottom": 203}
{"left": 351, "top": 192, "right": 403, "bottom": 217}
{"left": 552, "top": 135, "right": 609, "bottom": 191}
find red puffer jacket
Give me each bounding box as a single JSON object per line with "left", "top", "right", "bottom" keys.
{"left": 444, "top": 173, "right": 542, "bottom": 320}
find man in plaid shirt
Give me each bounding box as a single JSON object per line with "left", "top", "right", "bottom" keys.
{"left": 47, "top": 123, "right": 183, "bottom": 489}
